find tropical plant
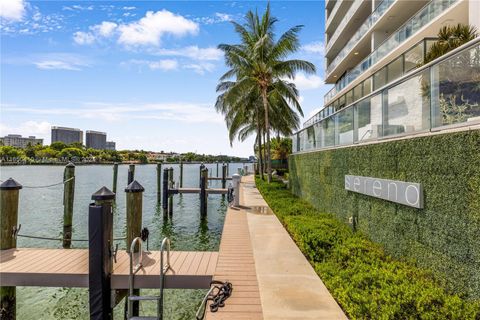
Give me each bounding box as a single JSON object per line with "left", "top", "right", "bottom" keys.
{"left": 216, "top": 4, "right": 315, "bottom": 182}
{"left": 425, "top": 24, "right": 478, "bottom": 63}
{"left": 270, "top": 137, "right": 292, "bottom": 160}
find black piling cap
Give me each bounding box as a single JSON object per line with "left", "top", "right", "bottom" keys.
{"left": 91, "top": 186, "right": 115, "bottom": 201}
{"left": 66, "top": 162, "right": 75, "bottom": 168}
{"left": 0, "top": 178, "right": 23, "bottom": 190}
{"left": 125, "top": 180, "right": 145, "bottom": 193}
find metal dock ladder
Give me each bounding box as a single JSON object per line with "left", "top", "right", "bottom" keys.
{"left": 128, "top": 237, "right": 171, "bottom": 320}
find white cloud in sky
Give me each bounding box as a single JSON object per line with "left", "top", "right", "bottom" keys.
{"left": 92, "top": 21, "right": 117, "bottom": 37}
{"left": 73, "top": 31, "right": 95, "bottom": 45}
{"left": 184, "top": 62, "right": 215, "bottom": 75}
{"left": 196, "top": 12, "right": 233, "bottom": 25}
{"left": 302, "top": 41, "right": 325, "bottom": 55}
{"left": 0, "top": 0, "right": 26, "bottom": 21}
{"left": 33, "top": 53, "right": 91, "bottom": 71}
{"left": 292, "top": 73, "right": 324, "bottom": 90}
{"left": 0, "top": 121, "right": 51, "bottom": 142}
{"left": 127, "top": 59, "right": 179, "bottom": 71}
{"left": 155, "top": 46, "right": 222, "bottom": 61}
{"left": 117, "top": 10, "right": 199, "bottom": 46}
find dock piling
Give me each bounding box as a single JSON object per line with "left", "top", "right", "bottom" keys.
{"left": 200, "top": 168, "right": 208, "bottom": 216}
{"left": 221, "top": 164, "right": 227, "bottom": 189}
{"left": 179, "top": 161, "right": 184, "bottom": 188}
{"left": 156, "top": 163, "right": 162, "bottom": 203}
{"left": 63, "top": 162, "right": 75, "bottom": 249}
{"left": 0, "top": 178, "right": 22, "bottom": 320}
{"left": 162, "top": 168, "right": 169, "bottom": 216}
{"left": 168, "top": 167, "right": 174, "bottom": 216}
{"left": 125, "top": 180, "right": 144, "bottom": 318}
{"left": 216, "top": 161, "right": 219, "bottom": 177}
{"left": 112, "top": 162, "right": 118, "bottom": 195}
{"left": 199, "top": 163, "right": 205, "bottom": 188}
{"left": 128, "top": 164, "right": 135, "bottom": 185}
{"left": 232, "top": 174, "right": 241, "bottom": 207}
{"left": 89, "top": 186, "right": 115, "bottom": 320}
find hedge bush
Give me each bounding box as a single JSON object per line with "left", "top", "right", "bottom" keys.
{"left": 256, "top": 178, "right": 480, "bottom": 319}
{"left": 289, "top": 130, "right": 480, "bottom": 298}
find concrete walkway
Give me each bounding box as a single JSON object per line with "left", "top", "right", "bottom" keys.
{"left": 241, "top": 175, "right": 348, "bottom": 320}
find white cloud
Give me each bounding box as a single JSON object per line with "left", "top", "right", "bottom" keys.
{"left": 2, "top": 102, "right": 223, "bottom": 124}
{"left": 302, "top": 41, "right": 324, "bottom": 55}
{"left": 292, "top": 73, "right": 324, "bottom": 90}
{"left": 117, "top": 10, "right": 199, "bottom": 46}
{"left": 73, "top": 31, "right": 95, "bottom": 45}
{"left": 34, "top": 61, "right": 81, "bottom": 71}
{"left": 155, "top": 46, "right": 222, "bottom": 61}
{"left": 122, "top": 6, "right": 136, "bottom": 10}
{"left": 0, "top": 121, "right": 52, "bottom": 142}
{"left": 127, "top": 59, "right": 179, "bottom": 71}
{"left": 195, "top": 12, "right": 234, "bottom": 25}
{"left": 184, "top": 62, "right": 215, "bottom": 75}
{"left": 0, "top": 0, "right": 26, "bottom": 21}
{"left": 215, "top": 13, "right": 232, "bottom": 22}
{"left": 91, "top": 21, "right": 117, "bottom": 37}
{"left": 33, "top": 53, "right": 91, "bottom": 71}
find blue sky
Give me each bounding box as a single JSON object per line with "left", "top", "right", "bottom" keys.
{"left": 1, "top": 0, "right": 330, "bottom": 157}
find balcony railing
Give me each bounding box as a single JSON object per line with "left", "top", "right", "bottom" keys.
{"left": 326, "top": 0, "right": 395, "bottom": 76}
{"left": 325, "top": 0, "right": 364, "bottom": 54}
{"left": 326, "top": 0, "right": 344, "bottom": 29}
{"left": 293, "top": 38, "right": 480, "bottom": 154}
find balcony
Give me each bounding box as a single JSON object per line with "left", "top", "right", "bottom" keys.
{"left": 294, "top": 38, "right": 480, "bottom": 153}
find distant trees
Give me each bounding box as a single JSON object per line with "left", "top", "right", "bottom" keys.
{"left": 216, "top": 4, "right": 315, "bottom": 182}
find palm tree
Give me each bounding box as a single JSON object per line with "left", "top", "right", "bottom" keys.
{"left": 425, "top": 24, "right": 478, "bottom": 63}
{"left": 217, "top": 4, "right": 315, "bottom": 182}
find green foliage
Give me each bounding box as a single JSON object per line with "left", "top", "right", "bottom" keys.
{"left": 288, "top": 130, "right": 480, "bottom": 299}
{"left": 50, "top": 141, "right": 68, "bottom": 151}
{"left": 138, "top": 153, "right": 148, "bottom": 164}
{"left": 255, "top": 178, "right": 480, "bottom": 319}
{"left": 57, "top": 147, "right": 85, "bottom": 159}
{"left": 0, "top": 146, "right": 22, "bottom": 158}
{"left": 270, "top": 137, "right": 292, "bottom": 160}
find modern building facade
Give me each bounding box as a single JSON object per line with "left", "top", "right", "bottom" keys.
{"left": 51, "top": 126, "right": 83, "bottom": 145}
{"left": 86, "top": 130, "right": 107, "bottom": 150}
{"left": 0, "top": 134, "right": 43, "bottom": 148}
{"left": 105, "top": 141, "right": 116, "bottom": 151}
{"left": 293, "top": 0, "right": 480, "bottom": 152}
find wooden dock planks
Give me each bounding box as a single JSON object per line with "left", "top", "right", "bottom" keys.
{"left": 0, "top": 248, "right": 218, "bottom": 289}
{"left": 206, "top": 210, "right": 264, "bottom": 319}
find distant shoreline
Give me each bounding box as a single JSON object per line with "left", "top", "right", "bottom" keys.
{"left": 0, "top": 161, "right": 252, "bottom": 166}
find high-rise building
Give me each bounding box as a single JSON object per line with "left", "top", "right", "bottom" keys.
{"left": 294, "top": 0, "right": 480, "bottom": 152}
{"left": 51, "top": 126, "right": 83, "bottom": 145}
{"left": 105, "top": 141, "right": 116, "bottom": 151}
{"left": 86, "top": 130, "right": 107, "bottom": 149}
{"left": 0, "top": 135, "right": 43, "bottom": 148}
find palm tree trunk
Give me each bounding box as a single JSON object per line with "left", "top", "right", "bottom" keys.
{"left": 261, "top": 88, "right": 272, "bottom": 183}
{"left": 256, "top": 112, "right": 264, "bottom": 180}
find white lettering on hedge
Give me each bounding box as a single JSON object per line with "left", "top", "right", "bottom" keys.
{"left": 344, "top": 175, "right": 423, "bottom": 209}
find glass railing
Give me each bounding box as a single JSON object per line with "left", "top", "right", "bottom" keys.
{"left": 332, "top": 0, "right": 458, "bottom": 94}
{"left": 326, "top": 0, "right": 395, "bottom": 76}
{"left": 293, "top": 39, "right": 480, "bottom": 154}
{"left": 325, "top": 0, "right": 364, "bottom": 53}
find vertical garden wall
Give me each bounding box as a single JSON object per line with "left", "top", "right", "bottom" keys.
{"left": 289, "top": 130, "right": 480, "bottom": 298}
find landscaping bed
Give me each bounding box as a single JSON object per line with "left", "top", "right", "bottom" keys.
{"left": 255, "top": 177, "right": 480, "bottom": 320}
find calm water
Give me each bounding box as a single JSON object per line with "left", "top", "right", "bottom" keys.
{"left": 0, "top": 163, "right": 251, "bottom": 320}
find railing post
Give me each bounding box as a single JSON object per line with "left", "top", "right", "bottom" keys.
{"left": 63, "top": 162, "right": 75, "bottom": 249}
{"left": 200, "top": 168, "right": 208, "bottom": 216}
{"left": 168, "top": 167, "right": 174, "bottom": 216}
{"left": 157, "top": 163, "right": 162, "bottom": 204}
{"left": 0, "top": 178, "right": 22, "bottom": 320}
{"left": 162, "top": 168, "right": 169, "bottom": 216}
{"left": 128, "top": 164, "right": 135, "bottom": 185}
{"left": 232, "top": 174, "right": 241, "bottom": 207}
{"left": 112, "top": 163, "right": 118, "bottom": 195}
{"left": 89, "top": 186, "right": 115, "bottom": 320}
{"left": 125, "top": 180, "right": 144, "bottom": 318}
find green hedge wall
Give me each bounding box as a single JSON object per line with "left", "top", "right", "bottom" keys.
{"left": 289, "top": 130, "right": 480, "bottom": 299}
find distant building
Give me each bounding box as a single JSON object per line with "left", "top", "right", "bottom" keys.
{"left": 86, "top": 130, "right": 107, "bottom": 150}
{"left": 51, "top": 126, "right": 83, "bottom": 145}
{"left": 105, "top": 141, "right": 116, "bottom": 151}
{"left": 0, "top": 134, "right": 43, "bottom": 148}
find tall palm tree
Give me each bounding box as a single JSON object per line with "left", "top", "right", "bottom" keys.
{"left": 217, "top": 4, "right": 315, "bottom": 182}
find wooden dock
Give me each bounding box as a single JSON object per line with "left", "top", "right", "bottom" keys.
{"left": 205, "top": 207, "right": 263, "bottom": 319}
{"left": 173, "top": 188, "right": 228, "bottom": 195}
{"left": 0, "top": 249, "right": 218, "bottom": 289}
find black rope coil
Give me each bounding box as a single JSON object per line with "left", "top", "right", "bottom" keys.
{"left": 208, "top": 281, "right": 233, "bottom": 312}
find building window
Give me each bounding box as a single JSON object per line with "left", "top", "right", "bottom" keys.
{"left": 363, "top": 77, "right": 372, "bottom": 96}
{"left": 373, "top": 67, "right": 387, "bottom": 91}
{"left": 404, "top": 42, "right": 423, "bottom": 72}
{"left": 387, "top": 55, "right": 404, "bottom": 83}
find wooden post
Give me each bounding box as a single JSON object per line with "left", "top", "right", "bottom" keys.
{"left": 168, "top": 167, "right": 174, "bottom": 215}
{"left": 112, "top": 162, "right": 118, "bottom": 195}
{"left": 0, "top": 178, "right": 22, "bottom": 320}
{"left": 89, "top": 186, "right": 115, "bottom": 320}
{"left": 226, "top": 162, "right": 229, "bottom": 176}
{"left": 216, "top": 161, "right": 219, "bottom": 177}
{"left": 63, "top": 162, "right": 75, "bottom": 249}
{"left": 221, "top": 164, "right": 227, "bottom": 189}
{"left": 162, "top": 168, "right": 169, "bottom": 216}
{"left": 179, "top": 161, "right": 183, "bottom": 188}
{"left": 200, "top": 168, "right": 208, "bottom": 216}
{"left": 125, "top": 180, "right": 144, "bottom": 318}
{"left": 199, "top": 163, "right": 205, "bottom": 187}
{"left": 128, "top": 164, "right": 135, "bottom": 185}
{"left": 156, "top": 163, "right": 162, "bottom": 204}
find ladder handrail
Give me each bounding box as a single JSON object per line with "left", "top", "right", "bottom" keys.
{"left": 128, "top": 237, "right": 143, "bottom": 319}
{"left": 158, "top": 237, "right": 171, "bottom": 320}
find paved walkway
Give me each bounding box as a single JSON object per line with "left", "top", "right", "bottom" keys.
{"left": 207, "top": 175, "right": 347, "bottom": 319}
